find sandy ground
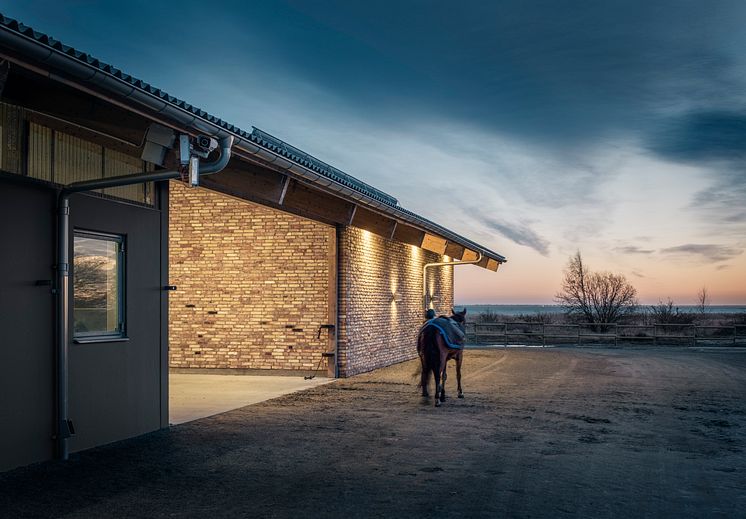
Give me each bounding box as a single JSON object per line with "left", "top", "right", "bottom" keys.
{"left": 1, "top": 347, "right": 745, "bottom": 518}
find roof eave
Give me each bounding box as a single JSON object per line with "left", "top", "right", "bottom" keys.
{"left": 0, "top": 14, "right": 507, "bottom": 266}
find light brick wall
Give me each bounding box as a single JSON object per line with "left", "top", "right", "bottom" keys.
{"left": 337, "top": 227, "right": 454, "bottom": 377}
{"left": 169, "top": 181, "right": 455, "bottom": 377}
{"left": 168, "top": 181, "right": 334, "bottom": 371}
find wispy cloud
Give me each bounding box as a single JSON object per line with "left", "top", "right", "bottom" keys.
{"left": 615, "top": 246, "right": 654, "bottom": 255}
{"left": 660, "top": 244, "right": 743, "bottom": 263}
{"left": 481, "top": 218, "right": 549, "bottom": 256}
{"left": 725, "top": 212, "right": 746, "bottom": 223}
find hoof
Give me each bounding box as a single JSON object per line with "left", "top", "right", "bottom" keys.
{"left": 440, "top": 395, "right": 446, "bottom": 402}
{"left": 458, "top": 393, "right": 464, "bottom": 399}
{"left": 422, "top": 392, "right": 429, "bottom": 398}
{"left": 435, "top": 400, "right": 441, "bottom": 407}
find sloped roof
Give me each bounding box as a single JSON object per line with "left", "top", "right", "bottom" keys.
{"left": 0, "top": 12, "right": 506, "bottom": 264}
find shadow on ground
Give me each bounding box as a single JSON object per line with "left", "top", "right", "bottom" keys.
{"left": 1, "top": 348, "right": 745, "bottom": 518}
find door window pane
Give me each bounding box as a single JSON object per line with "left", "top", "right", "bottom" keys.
{"left": 73, "top": 232, "right": 125, "bottom": 337}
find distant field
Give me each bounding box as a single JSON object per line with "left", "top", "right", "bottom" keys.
{"left": 460, "top": 304, "right": 746, "bottom": 316}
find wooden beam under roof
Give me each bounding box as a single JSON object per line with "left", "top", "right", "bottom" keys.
{"left": 201, "top": 158, "right": 286, "bottom": 204}
{"left": 350, "top": 205, "right": 397, "bottom": 239}
{"left": 421, "top": 233, "right": 448, "bottom": 255}
{"left": 281, "top": 178, "right": 356, "bottom": 226}
{"left": 462, "top": 249, "right": 479, "bottom": 262}
{"left": 444, "top": 241, "right": 465, "bottom": 260}
{"left": 486, "top": 258, "right": 500, "bottom": 272}
{"left": 476, "top": 255, "right": 491, "bottom": 269}
{"left": 392, "top": 223, "right": 426, "bottom": 248}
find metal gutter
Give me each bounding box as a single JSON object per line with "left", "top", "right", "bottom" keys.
{"left": 423, "top": 254, "right": 483, "bottom": 313}
{"left": 0, "top": 13, "right": 506, "bottom": 264}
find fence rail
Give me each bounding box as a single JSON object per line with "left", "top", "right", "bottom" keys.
{"left": 465, "top": 322, "right": 746, "bottom": 347}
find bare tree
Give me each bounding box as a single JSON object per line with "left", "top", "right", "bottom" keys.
{"left": 555, "top": 252, "right": 638, "bottom": 324}
{"left": 696, "top": 286, "right": 710, "bottom": 315}
{"left": 73, "top": 256, "right": 110, "bottom": 307}
{"left": 650, "top": 297, "right": 694, "bottom": 324}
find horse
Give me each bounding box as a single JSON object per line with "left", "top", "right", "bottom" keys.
{"left": 417, "top": 308, "right": 467, "bottom": 407}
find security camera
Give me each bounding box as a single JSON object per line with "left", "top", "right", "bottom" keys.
{"left": 191, "top": 135, "right": 219, "bottom": 158}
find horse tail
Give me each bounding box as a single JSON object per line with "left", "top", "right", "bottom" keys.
{"left": 421, "top": 325, "right": 440, "bottom": 381}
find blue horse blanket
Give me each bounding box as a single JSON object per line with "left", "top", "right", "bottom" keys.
{"left": 421, "top": 317, "right": 466, "bottom": 350}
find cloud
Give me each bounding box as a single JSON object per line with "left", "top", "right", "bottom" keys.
{"left": 631, "top": 271, "right": 646, "bottom": 278}
{"left": 725, "top": 212, "right": 746, "bottom": 223}
{"left": 660, "top": 244, "right": 743, "bottom": 263}
{"left": 132, "top": 0, "right": 746, "bottom": 150}
{"left": 649, "top": 111, "right": 746, "bottom": 163}
{"left": 481, "top": 218, "right": 549, "bottom": 256}
{"left": 615, "top": 246, "right": 654, "bottom": 255}
{"left": 687, "top": 172, "right": 746, "bottom": 231}
{"left": 645, "top": 110, "right": 746, "bottom": 231}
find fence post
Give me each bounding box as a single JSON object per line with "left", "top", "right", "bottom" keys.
{"left": 653, "top": 325, "right": 657, "bottom": 347}
{"left": 542, "top": 323, "right": 546, "bottom": 347}
{"left": 735, "top": 326, "right": 737, "bottom": 347}
{"left": 577, "top": 324, "right": 581, "bottom": 347}
{"left": 692, "top": 324, "right": 696, "bottom": 347}
{"left": 504, "top": 323, "right": 507, "bottom": 348}
{"left": 614, "top": 323, "right": 618, "bottom": 347}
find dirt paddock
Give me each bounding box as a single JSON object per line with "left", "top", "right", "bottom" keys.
{"left": 2, "top": 347, "right": 745, "bottom": 518}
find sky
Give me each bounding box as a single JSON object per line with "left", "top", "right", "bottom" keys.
{"left": 6, "top": 1, "right": 746, "bottom": 304}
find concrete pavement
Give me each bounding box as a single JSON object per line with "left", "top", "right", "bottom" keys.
{"left": 169, "top": 373, "right": 333, "bottom": 425}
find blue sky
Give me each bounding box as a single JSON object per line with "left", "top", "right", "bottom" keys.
{"left": 6, "top": 1, "right": 746, "bottom": 303}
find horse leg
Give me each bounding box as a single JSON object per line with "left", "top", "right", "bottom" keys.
{"left": 433, "top": 360, "right": 442, "bottom": 407}
{"left": 456, "top": 353, "right": 464, "bottom": 398}
{"left": 441, "top": 364, "right": 448, "bottom": 402}
{"left": 435, "top": 342, "right": 448, "bottom": 405}
{"left": 419, "top": 355, "right": 429, "bottom": 397}
{"left": 417, "top": 332, "right": 428, "bottom": 397}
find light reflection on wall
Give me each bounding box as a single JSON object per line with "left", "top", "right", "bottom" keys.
{"left": 338, "top": 226, "right": 455, "bottom": 376}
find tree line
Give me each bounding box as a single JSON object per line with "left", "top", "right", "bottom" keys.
{"left": 555, "top": 252, "right": 712, "bottom": 325}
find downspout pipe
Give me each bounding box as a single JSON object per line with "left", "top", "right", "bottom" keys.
{"left": 423, "top": 253, "right": 483, "bottom": 315}
{"left": 54, "top": 136, "right": 232, "bottom": 460}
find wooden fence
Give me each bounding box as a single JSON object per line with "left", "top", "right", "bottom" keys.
{"left": 465, "top": 322, "right": 746, "bottom": 347}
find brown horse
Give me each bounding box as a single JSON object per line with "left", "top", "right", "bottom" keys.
{"left": 417, "top": 308, "right": 467, "bottom": 407}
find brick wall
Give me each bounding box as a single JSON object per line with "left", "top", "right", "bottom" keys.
{"left": 337, "top": 226, "right": 454, "bottom": 377}
{"left": 169, "top": 182, "right": 455, "bottom": 377}
{"left": 168, "top": 181, "right": 335, "bottom": 371}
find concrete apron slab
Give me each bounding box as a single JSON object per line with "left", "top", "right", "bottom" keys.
{"left": 169, "top": 374, "right": 333, "bottom": 425}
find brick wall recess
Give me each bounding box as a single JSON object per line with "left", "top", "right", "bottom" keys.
{"left": 168, "top": 181, "right": 334, "bottom": 371}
